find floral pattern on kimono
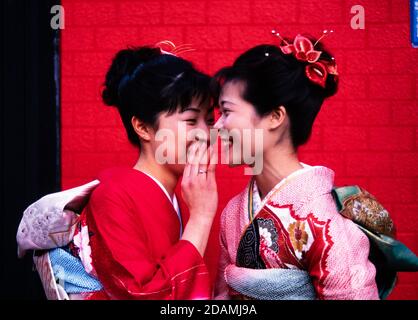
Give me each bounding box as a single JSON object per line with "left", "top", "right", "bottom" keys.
{"left": 216, "top": 164, "right": 379, "bottom": 300}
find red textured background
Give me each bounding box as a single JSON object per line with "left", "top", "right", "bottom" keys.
{"left": 61, "top": 0, "right": 418, "bottom": 299}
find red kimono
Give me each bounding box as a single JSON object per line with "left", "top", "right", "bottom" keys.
{"left": 75, "top": 167, "right": 211, "bottom": 299}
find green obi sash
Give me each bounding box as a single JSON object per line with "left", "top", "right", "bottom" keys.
{"left": 332, "top": 186, "right": 418, "bottom": 299}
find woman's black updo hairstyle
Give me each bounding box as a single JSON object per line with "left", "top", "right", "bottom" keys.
{"left": 102, "top": 46, "right": 212, "bottom": 147}
{"left": 213, "top": 35, "right": 338, "bottom": 148}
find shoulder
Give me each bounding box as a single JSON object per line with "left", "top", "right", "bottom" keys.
{"left": 305, "top": 192, "right": 370, "bottom": 248}
{"left": 97, "top": 167, "right": 150, "bottom": 185}
{"left": 85, "top": 168, "right": 169, "bottom": 226}
{"left": 303, "top": 192, "right": 357, "bottom": 231}
{"left": 295, "top": 164, "right": 339, "bottom": 221}
{"left": 90, "top": 167, "right": 160, "bottom": 205}
{"left": 305, "top": 193, "right": 339, "bottom": 219}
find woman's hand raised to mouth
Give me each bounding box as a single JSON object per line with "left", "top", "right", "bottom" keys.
{"left": 181, "top": 140, "right": 218, "bottom": 257}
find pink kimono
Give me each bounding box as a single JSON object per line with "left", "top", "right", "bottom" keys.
{"left": 215, "top": 164, "right": 379, "bottom": 300}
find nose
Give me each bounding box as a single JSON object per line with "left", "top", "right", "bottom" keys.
{"left": 193, "top": 119, "right": 210, "bottom": 144}
{"left": 213, "top": 116, "right": 223, "bottom": 130}
{"left": 197, "top": 119, "right": 210, "bottom": 134}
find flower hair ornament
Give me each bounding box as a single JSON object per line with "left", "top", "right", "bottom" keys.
{"left": 118, "top": 41, "right": 194, "bottom": 95}
{"left": 154, "top": 40, "right": 195, "bottom": 56}
{"left": 271, "top": 30, "right": 338, "bottom": 88}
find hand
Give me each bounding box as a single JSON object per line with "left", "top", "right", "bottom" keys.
{"left": 181, "top": 141, "right": 218, "bottom": 222}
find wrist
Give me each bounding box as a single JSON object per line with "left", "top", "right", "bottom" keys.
{"left": 188, "top": 213, "right": 214, "bottom": 226}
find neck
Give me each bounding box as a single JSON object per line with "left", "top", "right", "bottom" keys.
{"left": 254, "top": 144, "right": 303, "bottom": 200}
{"left": 133, "top": 150, "right": 178, "bottom": 198}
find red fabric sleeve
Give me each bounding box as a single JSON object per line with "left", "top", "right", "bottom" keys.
{"left": 86, "top": 183, "right": 212, "bottom": 300}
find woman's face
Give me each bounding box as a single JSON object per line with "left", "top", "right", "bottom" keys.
{"left": 214, "top": 80, "right": 268, "bottom": 168}
{"left": 150, "top": 97, "right": 215, "bottom": 176}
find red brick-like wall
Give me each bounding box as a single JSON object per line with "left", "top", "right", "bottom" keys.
{"left": 61, "top": 0, "right": 418, "bottom": 299}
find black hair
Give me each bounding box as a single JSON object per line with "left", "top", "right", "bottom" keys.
{"left": 213, "top": 37, "right": 338, "bottom": 148}
{"left": 102, "top": 46, "right": 212, "bottom": 147}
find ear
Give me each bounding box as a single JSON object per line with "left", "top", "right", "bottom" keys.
{"left": 131, "top": 116, "right": 152, "bottom": 142}
{"left": 269, "top": 106, "right": 287, "bottom": 130}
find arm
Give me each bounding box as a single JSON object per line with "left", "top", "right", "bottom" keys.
{"left": 304, "top": 197, "right": 379, "bottom": 300}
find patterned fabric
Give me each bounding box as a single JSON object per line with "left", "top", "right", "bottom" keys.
{"left": 225, "top": 265, "right": 316, "bottom": 300}
{"left": 236, "top": 219, "right": 265, "bottom": 269}
{"left": 17, "top": 167, "right": 211, "bottom": 300}
{"left": 16, "top": 180, "right": 100, "bottom": 258}
{"left": 215, "top": 164, "right": 379, "bottom": 300}
{"left": 49, "top": 246, "right": 103, "bottom": 294}
{"left": 334, "top": 186, "right": 395, "bottom": 237}
{"left": 33, "top": 251, "right": 69, "bottom": 300}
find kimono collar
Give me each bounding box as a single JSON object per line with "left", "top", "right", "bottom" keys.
{"left": 140, "top": 170, "right": 182, "bottom": 236}
{"left": 251, "top": 163, "right": 335, "bottom": 217}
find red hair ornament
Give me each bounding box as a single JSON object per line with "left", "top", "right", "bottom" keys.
{"left": 271, "top": 30, "right": 338, "bottom": 88}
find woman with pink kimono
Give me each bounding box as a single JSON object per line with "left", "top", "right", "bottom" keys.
{"left": 212, "top": 32, "right": 379, "bottom": 300}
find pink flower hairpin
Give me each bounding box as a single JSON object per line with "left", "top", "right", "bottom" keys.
{"left": 271, "top": 30, "right": 338, "bottom": 88}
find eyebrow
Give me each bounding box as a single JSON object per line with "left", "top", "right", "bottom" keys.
{"left": 219, "top": 100, "right": 236, "bottom": 108}
{"left": 182, "top": 107, "right": 201, "bottom": 113}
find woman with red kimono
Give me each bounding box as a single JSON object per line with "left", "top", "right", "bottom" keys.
{"left": 25, "top": 45, "right": 218, "bottom": 300}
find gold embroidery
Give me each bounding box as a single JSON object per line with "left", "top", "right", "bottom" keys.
{"left": 288, "top": 221, "right": 308, "bottom": 252}
{"left": 341, "top": 189, "right": 395, "bottom": 237}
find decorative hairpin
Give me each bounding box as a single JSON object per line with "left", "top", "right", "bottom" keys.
{"left": 271, "top": 30, "right": 338, "bottom": 88}
{"left": 118, "top": 41, "right": 193, "bottom": 95}
{"left": 154, "top": 40, "right": 195, "bottom": 56}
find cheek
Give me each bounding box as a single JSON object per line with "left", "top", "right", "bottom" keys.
{"left": 153, "top": 126, "right": 181, "bottom": 160}
{"left": 223, "top": 114, "right": 241, "bottom": 130}
{"left": 238, "top": 122, "right": 263, "bottom": 153}
{"left": 172, "top": 128, "right": 199, "bottom": 163}
{"left": 231, "top": 115, "right": 255, "bottom": 132}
